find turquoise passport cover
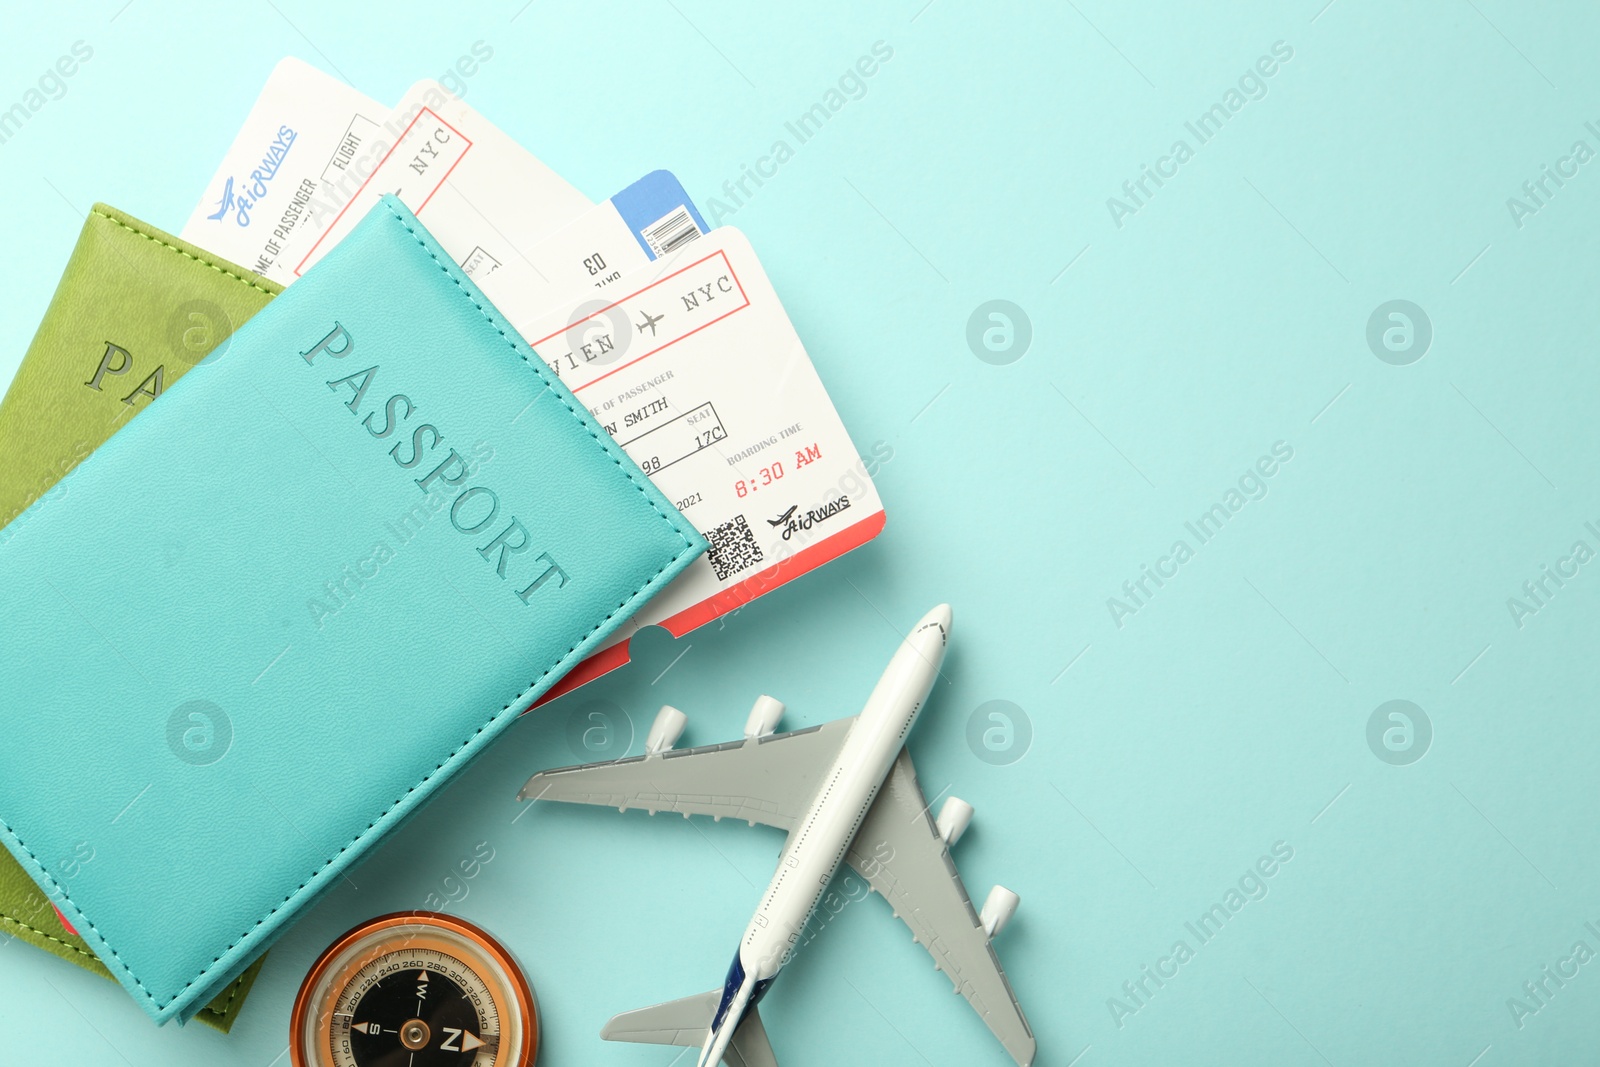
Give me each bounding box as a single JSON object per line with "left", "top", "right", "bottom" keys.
{"left": 0, "top": 196, "right": 704, "bottom": 1024}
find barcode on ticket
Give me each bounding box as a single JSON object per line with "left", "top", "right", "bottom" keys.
{"left": 642, "top": 206, "right": 701, "bottom": 258}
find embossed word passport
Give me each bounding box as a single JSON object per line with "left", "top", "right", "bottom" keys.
{"left": 0, "top": 196, "right": 704, "bottom": 1025}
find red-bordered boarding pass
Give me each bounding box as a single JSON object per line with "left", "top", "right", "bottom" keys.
{"left": 515, "top": 228, "right": 887, "bottom": 702}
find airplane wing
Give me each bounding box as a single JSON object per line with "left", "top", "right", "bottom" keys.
{"left": 518, "top": 717, "right": 855, "bottom": 832}
{"left": 845, "top": 750, "right": 1036, "bottom": 1067}
{"left": 602, "top": 990, "right": 779, "bottom": 1067}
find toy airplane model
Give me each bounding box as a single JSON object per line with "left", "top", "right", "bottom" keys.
{"left": 519, "top": 605, "right": 1035, "bottom": 1067}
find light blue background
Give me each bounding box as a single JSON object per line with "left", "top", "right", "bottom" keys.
{"left": 0, "top": 1, "right": 1595, "bottom": 1064}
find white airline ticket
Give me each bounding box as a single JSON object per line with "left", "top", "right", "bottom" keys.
{"left": 521, "top": 228, "right": 887, "bottom": 700}
{"left": 465, "top": 169, "right": 706, "bottom": 317}
{"left": 181, "top": 63, "right": 698, "bottom": 325}
{"left": 179, "top": 57, "right": 388, "bottom": 282}
{"left": 182, "top": 60, "right": 709, "bottom": 335}
{"left": 291, "top": 78, "right": 591, "bottom": 278}
{"left": 183, "top": 68, "right": 593, "bottom": 288}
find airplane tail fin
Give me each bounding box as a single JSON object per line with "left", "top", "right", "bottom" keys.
{"left": 601, "top": 990, "right": 778, "bottom": 1067}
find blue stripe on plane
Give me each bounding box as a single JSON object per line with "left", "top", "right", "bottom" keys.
{"left": 710, "top": 950, "right": 778, "bottom": 1037}
{"left": 710, "top": 952, "right": 746, "bottom": 1032}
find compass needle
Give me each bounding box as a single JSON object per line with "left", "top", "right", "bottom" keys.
{"left": 291, "top": 913, "right": 538, "bottom": 1066}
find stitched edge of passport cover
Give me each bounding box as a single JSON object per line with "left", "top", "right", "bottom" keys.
{"left": 85, "top": 204, "right": 278, "bottom": 298}
{"left": 0, "top": 196, "right": 705, "bottom": 1021}
{"left": 0, "top": 202, "right": 280, "bottom": 1031}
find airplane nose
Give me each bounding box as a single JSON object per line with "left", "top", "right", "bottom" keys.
{"left": 914, "top": 604, "right": 952, "bottom": 645}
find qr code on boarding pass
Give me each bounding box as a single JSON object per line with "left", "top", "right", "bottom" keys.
{"left": 704, "top": 514, "right": 764, "bottom": 582}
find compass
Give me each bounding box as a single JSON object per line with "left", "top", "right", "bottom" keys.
{"left": 291, "top": 912, "right": 538, "bottom": 1067}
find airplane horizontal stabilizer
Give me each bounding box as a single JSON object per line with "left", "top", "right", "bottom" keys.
{"left": 601, "top": 991, "right": 778, "bottom": 1067}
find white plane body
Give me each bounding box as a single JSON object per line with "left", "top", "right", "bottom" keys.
{"left": 744, "top": 603, "right": 942, "bottom": 972}
{"left": 519, "top": 605, "right": 1035, "bottom": 1067}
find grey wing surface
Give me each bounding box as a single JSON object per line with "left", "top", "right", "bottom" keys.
{"left": 602, "top": 991, "right": 779, "bottom": 1067}
{"left": 845, "top": 750, "right": 1036, "bottom": 1067}
{"left": 726, "top": 1009, "right": 780, "bottom": 1067}
{"left": 601, "top": 990, "right": 717, "bottom": 1048}
{"left": 518, "top": 717, "right": 855, "bottom": 832}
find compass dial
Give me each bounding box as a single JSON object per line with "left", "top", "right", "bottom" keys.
{"left": 292, "top": 913, "right": 537, "bottom": 1067}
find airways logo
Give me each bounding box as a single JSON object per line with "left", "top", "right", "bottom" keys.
{"left": 769, "top": 496, "right": 851, "bottom": 542}
{"left": 207, "top": 125, "right": 297, "bottom": 227}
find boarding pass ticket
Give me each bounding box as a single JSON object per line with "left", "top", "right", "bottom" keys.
{"left": 183, "top": 65, "right": 707, "bottom": 317}
{"left": 179, "top": 58, "right": 388, "bottom": 281}
{"left": 182, "top": 64, "right": 594, "bottom": 283}
{"left": 520, "top": 227, "right": 886, "bottom": 699}
{"left": 468, "top": 168, "right": 708, "bottom": 312}
{"left": 183, "top": 60, "right": 882, "bottom": 692}
{"left": 290, "top": 77, "right": 591, "bottom": 277}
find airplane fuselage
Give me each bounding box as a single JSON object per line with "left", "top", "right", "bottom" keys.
{"left": 699, "top": 606, "right": 950, "bottom": 1066}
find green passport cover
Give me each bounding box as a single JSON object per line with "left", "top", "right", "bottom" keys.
{"left": 0, "top": 204, "right": 277, "bottom": 1031}
{"left": 0, "top": 204, "right": 281, "bottom": 534}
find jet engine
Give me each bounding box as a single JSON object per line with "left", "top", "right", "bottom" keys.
{"left": 645, "top": 705, "right": 687, "bottom": 754}
{"left": 744, "top": 695, "right": 785, "bottom": 739}
{"left": 935, "top": 797, "right": 974, "bottom": 846}
{"left": 979, "top": 885, "right": 1020, "bottom": 939}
